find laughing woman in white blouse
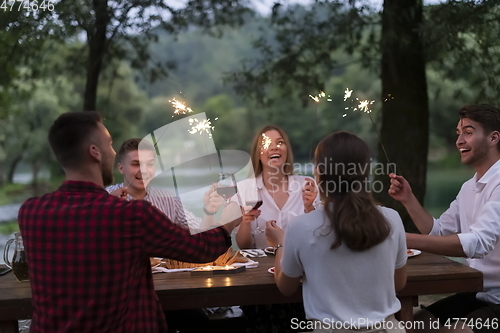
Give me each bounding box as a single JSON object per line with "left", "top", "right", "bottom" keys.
{"left": 235, "top": 125, "right": 318, "bottom": 250}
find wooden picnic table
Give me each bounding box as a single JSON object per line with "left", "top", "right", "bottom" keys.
{"left": 0, "top": 252, "right": 482, "bottom": 333}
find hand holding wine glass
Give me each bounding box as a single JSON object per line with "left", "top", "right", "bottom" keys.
{"left": 203, "top": 183, "right": 224, "bottom": 214}
{"left": 244, "top": 187, "right": 264, "bottom": 234}
{"left": 245, "top": 187, "right": 263, "bottom": 211}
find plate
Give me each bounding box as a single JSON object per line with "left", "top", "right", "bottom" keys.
{"left": 264, "top": 247, "right": 275, "bottom": 255}
{"left": 407, "top": 249, "right": 421, "bottom": 258}
{"left": 268, "top": 267, "right": 275, "bottom": 274}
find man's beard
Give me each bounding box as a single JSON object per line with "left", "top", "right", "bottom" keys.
{"left": 101, "top": 158, "right": 114, "bottom": 186}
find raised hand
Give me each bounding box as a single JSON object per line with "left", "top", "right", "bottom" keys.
{"left": 302, "top": 177, "right": 318, "bottom": 213}
{"left": 203, "top": 183, "right": 224, "bottom": 214}
{"left": 110, "top": 187, "right": 128, "bottom": 199}
{"left": 265, "top": 220, "right": 284, "bottom": 247}
{"left": 388, "top": 173, "right": 413, "bottom": 204}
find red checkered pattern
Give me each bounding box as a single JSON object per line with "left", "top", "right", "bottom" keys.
{"left": 18, "top": 181, "right": 231, "bottom": 333}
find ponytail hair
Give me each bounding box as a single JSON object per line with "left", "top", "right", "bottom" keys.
{"left": 315, "top": 131, "right": 390, "bottom": 251}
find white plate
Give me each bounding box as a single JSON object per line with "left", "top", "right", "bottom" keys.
{"left": 407, "top": 249, "right": 421, "bottom": 258}
{"left": 264, "top": 247, "right": 275, "bottom": 255}
{"left": 268, "top": 267, "right": 275, "bottom": 274}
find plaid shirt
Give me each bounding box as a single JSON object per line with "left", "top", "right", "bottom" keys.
{"left": 18, "top": 181, "right": 231, "bottom": 333}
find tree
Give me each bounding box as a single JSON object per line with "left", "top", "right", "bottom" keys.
{"left": 226, "top": 0, "right": 500, "bottom": 230}
{"left": 50, "top": 0, "right": 251, "bottom": 111}
{"left": 376, "top": 0, "right": 428, "bottom": 230}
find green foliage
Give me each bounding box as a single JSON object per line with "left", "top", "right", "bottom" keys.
{"left": 0, "top": 183, "right": 25, "bottom": 205}
{"left": 424, "top": 167, "right": 473, "bottom": 216}
{"left": 0, "top": 220, "right": 20, "bottom": 235}
{"left": 97, "top": 64, "right": 149, "bottom": 148}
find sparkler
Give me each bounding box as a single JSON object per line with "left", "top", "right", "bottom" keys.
{"left": 260, "top": 133, "right": 272, "bottom": 154}
{"left": 188, "top": 117, "right": 217, "bottom": 170}
{"left": 188, "top": 118, "right": 216, "bottom": 138}
{"left": 170, "top": 98, "right": 193, "bottom": 115}
{"left": 124, "top": 95, "right": 194, "bottom": 191}
{"left": 343, "top": 88, "right": 394, "bottom": 174}
{"left": 308, "top": 91, "right": 332, "bottom": 161}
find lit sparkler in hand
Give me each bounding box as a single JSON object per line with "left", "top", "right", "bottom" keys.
{"left": 188, "top": 118, "right": 217, "bottom": 138}
{"left": 124, "top": 95, "right": 194, "bottom": 190}
{"left": 169, "top": 98, "right": 193, "bottom": 115}
{"left": 188, "top": 117, "right": 218, "bottom": 170}
{"left": 343, "top": 88, "right": 394, "bottom": 173}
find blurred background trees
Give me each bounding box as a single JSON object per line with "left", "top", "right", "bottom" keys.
{"left": 1, "top": 0, "right": 499, "bottom": 230}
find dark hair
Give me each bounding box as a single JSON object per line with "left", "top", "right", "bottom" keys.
{"left": 459, "top": 104, "right": 500, "bottom": 151}
{"left": 315, "top": 131, "right": 390, "bottom": 251}
{"left": 250, "top": 125, "right": 294, "bottom": 176}
{"left": 117, "top": 138, "right": 155, "bottom": 163}
{"left": 48, "top": 111, "right": 102, "bottom": 169}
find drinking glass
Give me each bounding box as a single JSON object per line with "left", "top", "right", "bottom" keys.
{"left": 216, "top": 173, "right": 238, "bottom": 203}
{"left": 245, "top": 187, "right": 263, "bottom": 211}
{"left": 245, "top": 187, "right": 264, "bottom": 234}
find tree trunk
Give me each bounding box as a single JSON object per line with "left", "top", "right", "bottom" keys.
{"left": 83, "top": 0, "right": 110, "bottom": 111}
{"left": 31, "top": 160, "right": 40, "bottom": 195}
{"left": 375, "top": 0, "right": 429, "bottom": 232}
{"left": 7, "top": 154, "right": 23, "bottom": 183}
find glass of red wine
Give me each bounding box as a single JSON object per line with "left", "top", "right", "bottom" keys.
{"left": 245, "top": 187, "right": 263, "bottom": 211}
{"left": 245, "top": 187, "right": 264, "bottom": 234}
{"left": 216, "top": 173, "right": 238, "bottom": 203}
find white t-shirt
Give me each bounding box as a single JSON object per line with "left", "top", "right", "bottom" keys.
{"left": 430, "top": 159, "right": 500, "bottom": 304}
{"left": 233, "top": 175, "right": 319, "bottom": 249}
{"left": 281, "top": 206, "right": 407, "bottom": 325}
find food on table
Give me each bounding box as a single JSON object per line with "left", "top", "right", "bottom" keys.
{"left": 164, "top": 248, "right": 248, "bottom": 269}
{"left": 150, "top": 258, "right": 162, "bottom": 267}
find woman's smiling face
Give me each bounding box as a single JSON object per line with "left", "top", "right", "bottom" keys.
{"left": 260, "top": 129, "right": 288, "bottom": 172}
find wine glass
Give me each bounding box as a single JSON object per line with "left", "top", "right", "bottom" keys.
{"left": 245, "top": 187, "right": 263, "bottom": 211}
{"left": 216, "top": 173, "right": 238, "bottom": 203}
{"left": 245, "top": 187, "right": 264, "bottom": 234}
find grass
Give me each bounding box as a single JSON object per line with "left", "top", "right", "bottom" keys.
{"left": 0, "top": 177, "right": 64, "bottom": 206}
{"left": 0, "top": 183, "right": 28, "bottom": 206}
{"left": 0, "top": 220, "right": 19, "bottom": 235}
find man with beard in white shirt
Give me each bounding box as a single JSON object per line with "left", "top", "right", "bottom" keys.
{"left": 389, "top": 104, "right": 500, "bottom": 333}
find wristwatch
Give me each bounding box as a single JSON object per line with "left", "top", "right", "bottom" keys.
{"left": 273, "top": 244, "right": 283, "bottom": 254}
{"left": 203, "top": 206, "right": 216, "bottom": 215}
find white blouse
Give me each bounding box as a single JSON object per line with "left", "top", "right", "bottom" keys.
{"left": 232, "top": 174, "right": 318, "bottom": 249}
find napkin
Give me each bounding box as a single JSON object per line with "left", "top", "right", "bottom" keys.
{"left": 241, "top": 249, "right": 267, "bottom": 258}
{"left": 152, "top": 259, "right": 259, "bottom": 273}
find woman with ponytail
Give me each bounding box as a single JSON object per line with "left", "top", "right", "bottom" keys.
{"left": 266, "top": 131, "right": 408, "bottom": 333}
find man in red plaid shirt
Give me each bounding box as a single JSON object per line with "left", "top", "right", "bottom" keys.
{"left": 18, "top": 111, "right": 240, "bottom": 333}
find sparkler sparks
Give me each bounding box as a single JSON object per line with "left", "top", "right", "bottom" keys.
{"left": 169, "top": 98, "right": 193, "bottom": 115}
{"left": 188, "top": 118, "right": 215, "bottom": 138}
{"left": 343, "top": 88, "right": 353, "bottom": 101}
{"left": 261, "top": 133, "right": 272, "bottom": 152}
{"left": 342, "top": 88, "right": 394, "bottom": 173}
{"left": 309, "top": 91, "right": 331, "bottom": 103}
{"left": 356, "top": 99, "right": 375, "bottom": 113}
{"left": 383, "top": 94, "right": 395, "bottom": 102}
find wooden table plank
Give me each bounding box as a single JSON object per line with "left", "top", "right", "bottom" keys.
{"left": 0, "top": 252, "right": 483, "bottom": 333}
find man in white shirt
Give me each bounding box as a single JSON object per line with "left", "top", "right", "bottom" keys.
{"left": 389, "top": 104, "right": 500, "bottom": 333}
